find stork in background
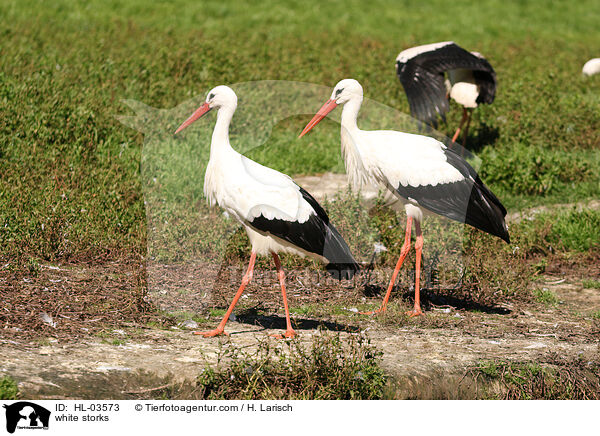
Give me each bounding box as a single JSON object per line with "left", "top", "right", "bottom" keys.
{"left": 395, "top": 41, "right": 497, "bottom": 144}
{"left": 583, "top": 58, "right": 600, "bottom": 76}
{"left": 175, "top": 85, "right": 359, "bottom": 338}
{"left": 299, "top": 79, "right": 509, "bottom": 317}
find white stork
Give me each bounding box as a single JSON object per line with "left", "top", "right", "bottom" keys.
{"left": 175, "top": 85, "right": 359, "bottom": 338}
{"left": 395, "top": 41, "right": 497, "bottom": 144}
{"left": 299, "top": 79, "right": 509, "bottom": 316}
{"left": 583, "top": 58, "right": 600, "bottom": 76}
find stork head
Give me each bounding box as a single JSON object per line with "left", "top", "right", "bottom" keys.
{"left": 299, "top": 79, "right": 363, "bottom": 137}
{"left": 330, "top": 79, "right": 363, "bottom": 105}
{"left": 175, "top": 85, "right": 237, "bottom": 134}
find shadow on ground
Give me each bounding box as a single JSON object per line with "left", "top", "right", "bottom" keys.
{"left": 362, "top": 284, "right": 511, "bottom": 315}
{"left": 234, "top": 310, "right": 360, "bottom": 333}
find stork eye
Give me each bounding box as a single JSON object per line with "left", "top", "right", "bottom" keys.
{"left": 209, "top": 93, "right": 215, "bottom": 100}
{"left": 335, "top": 88, "right": 344, "bottom": 97}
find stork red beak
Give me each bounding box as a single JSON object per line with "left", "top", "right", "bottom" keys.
{"left": 298, "top": 99, "right": 338, "bottom": 138}
{"left": 175, "top": 102, "right": 211, "bottom": 134}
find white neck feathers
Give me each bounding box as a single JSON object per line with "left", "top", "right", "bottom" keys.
{"left": 210, "top": 106, "right": 235, "bottom": 158}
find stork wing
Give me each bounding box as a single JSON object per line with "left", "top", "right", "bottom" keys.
{"left": 396, "top": 42, "right": 497, "bottom": 126}
{"left": 367, "top": 131, "right": 509, "bottom": 242}
{"left": 228, "top": 156, "right": 358, "bottom": 276}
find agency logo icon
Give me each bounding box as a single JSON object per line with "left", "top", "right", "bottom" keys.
{"left": 3, "top": 402, "right": 51, "bottom": 434}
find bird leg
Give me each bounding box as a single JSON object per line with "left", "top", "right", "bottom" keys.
{"left": 406, "top": 220, "right": 424, "bottom": 317}
{"left": 462, "top": 108, "right": 473, "bottom": 145}
{"left": 194, "top": 251, "right": 257, "bottom": 337}
{"left": 451, "top": 107, "right": 469, "bottom": 143}
{"left": 361, "top": 217, "right": 412, "bottom": 315}
{"left": 270, "top": 252, "right": 297, "bottom": 339}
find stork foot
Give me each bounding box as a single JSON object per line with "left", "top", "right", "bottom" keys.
{"left": 405, "top": 308, "right": 423, "bottom": 317}
{"left": 193, "top": 328, "right": 227, "bottom": 338}
{"left": 360, "top": 307, "right": 386, "bottom": 315}
{"left": 271, "top": 329, "right": 297, "bottom": 339}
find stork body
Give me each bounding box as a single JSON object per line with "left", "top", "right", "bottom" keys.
{"left": 583, "top": 58, "right": 600, "bottom": 76}
{"left": 396, "top": 41, "right": 497, "bottom": 144}
{"left": 176, "top": 86, "right": 359, "bottom": 338}
{"left": 300, "top": 79, "right": 509, "bottom": 316}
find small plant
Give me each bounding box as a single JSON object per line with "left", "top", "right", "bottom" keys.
{"left": 533, "top": 288, "right": 559, "bottom": 306}
{"left": 471, "top": 360, "right": 600, "bottom": 400}
{"left": 195, "top": 333, "right": 386, "bottom": 400}
{"left": 0, "top": 376, "right": 19, "bottom": 400}
{"left": 26, "top": 258, "right": 41, "bottom": 277}
{"left": 209, "top": 308, "right": 227, "bottom": 318}
{"left": 582, "top": 279, "right": 600, "bottom": 289}
{"left": 548, "top": 209, "right": 600, "bottom": 252}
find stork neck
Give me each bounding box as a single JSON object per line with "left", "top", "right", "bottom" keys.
{"left": 340, "top": 97, "right": 362, "bottom": 133}
{"left": 210, "top": 106, "right": 235, "bottom": 156}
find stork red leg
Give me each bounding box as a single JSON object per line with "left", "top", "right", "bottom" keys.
{"left": 462, "top": 109, "right": 473, "bottom": 145}
{"left": 194, "top": 251, "right": 257, "bottom": 337}
{"left": 451, "top": 107, "right": 469, "bottom": 143}
{"left": 406, "top": 220, "right": 424, "bottom": 317}
{"left": 361, "top": 217, "right": 413, "bottom": 315}
{"left": 271, "top": 252, "right": 297, "bottom": 339}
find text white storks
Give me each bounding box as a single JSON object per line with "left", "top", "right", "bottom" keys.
{"left": 299, "top": 79, "right": 509, "bottom": 316}
{"left": 395, "top": 41, "right": 497, "bottom": 144}
{"left": 175, "top": 86, "right": 359, "bottom": 338}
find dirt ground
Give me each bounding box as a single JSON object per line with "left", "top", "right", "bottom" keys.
{"left": 1, "top": 174, "right": 599, "bottom": 399}
{"left": 2, "top": 259, "right": 599, "bottom": 399}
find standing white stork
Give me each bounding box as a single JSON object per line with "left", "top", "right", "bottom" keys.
{"left": 583, "top": 58, "right": 600, "bottom": 76}
{"left": 395, "top": 41, "right": 497, "bottom": 144}
{"left": 299, "top": 79, "right": 509, "bottom": 316}
{"left": 175, "top": 85, "right": 359, "bottom": 338}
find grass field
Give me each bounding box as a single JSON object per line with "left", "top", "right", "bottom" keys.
{"left": 1, "top": 0, "right": 599, "bottom": 263}
{"left": 1, "top": 0, "right": 600, "bottom": 401}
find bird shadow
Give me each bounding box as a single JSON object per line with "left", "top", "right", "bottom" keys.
{"left": 461, "top": 123, "right": 500, "bottom": 154}
{"left": 417, "top": 288, "right": 512, "bottom": 315}
{"left": 234, "top": 309, "right": 360, "bottom": 333}
{"left": 362, "top": 284, "right": 511, "bottom": 315}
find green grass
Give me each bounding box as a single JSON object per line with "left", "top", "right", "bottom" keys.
{"left": 209, "top": 308, "right": 226, "bottom": 318}
{"left": 0, "top": 376, "right": 19, "bottom": 400}
{"left": 473, "top": 360, "right": 600, "bottom": 400}
{"left": 516, "top": 208, "right": 600, "bottom": 253}
{"left": 582, "top": 279, "right": 600, "bottom": 289}
{"left": 0, "top": 0, "right": 599, "bottom": 265}
{"left": 533, "top": 288, "right": 559, "bottom": 306}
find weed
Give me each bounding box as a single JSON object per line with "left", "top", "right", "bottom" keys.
{"left": 209, "top": 308, "right": 226, "bottom": 318}
{"left": 0, "top": 376, "right": 19, "bottom": 400}
{"left": 194, "top": 333, "right": 386, "bottom": 399}
{"left": 472, "top": 360, "right": 600, "bottom": 400}
{"left": 533, "top": 288, "right": 559, "bottom": 306}
{"left": 582, "top": 279, "right": 600, "bottom": 289}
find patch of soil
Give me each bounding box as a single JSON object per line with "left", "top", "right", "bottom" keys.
{"left": 0, "top": 260, "right": 157, "bottom": 341}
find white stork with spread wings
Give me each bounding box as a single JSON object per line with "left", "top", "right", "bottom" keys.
{"left": 396, "top": 41, "right": 497, "bottom": 144}
{"left": 583, "top": 58, "right": 600, "bottom": 76}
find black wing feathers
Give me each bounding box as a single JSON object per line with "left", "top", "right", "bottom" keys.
{"left": 397, "top": 60, "right": 448, "bottom": 127}
{"left": 397, "top": 42, "right": 497, "bottom": 126}
{"left": 248, "top": 187, "right": 360, "bottom": 280}
{"left": 391, "top": 148, "right": 509, "bottom": 243}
